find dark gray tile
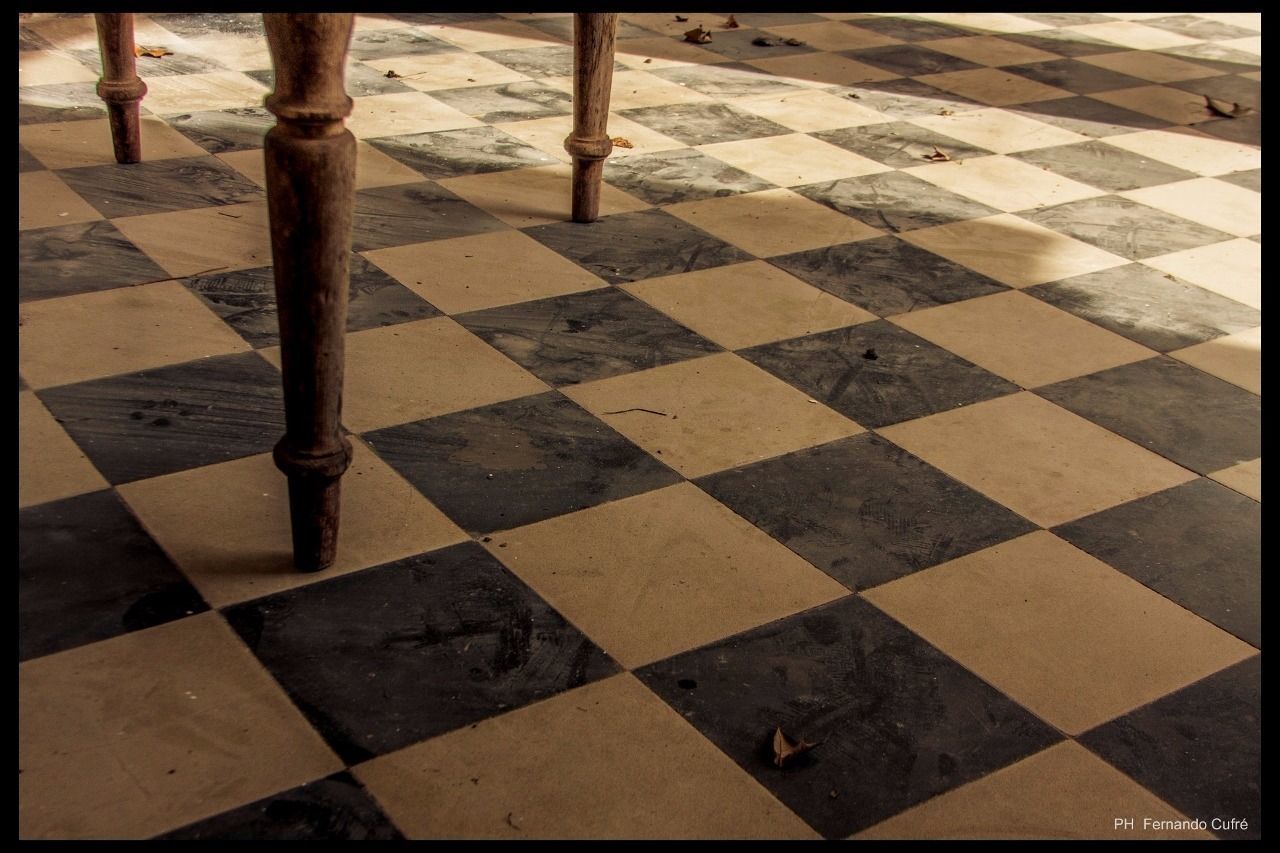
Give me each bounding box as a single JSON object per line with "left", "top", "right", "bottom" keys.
{"left": 18, "top": 143, "right": 42, "bottom": 172}
{"left": 637, "top": 596, "right": 1062, "bottom": 839}
{"left": 167, "top": 107, "right": 274, "bottom": 154}
{"left": 695, "top": 28, "right": 820, "bottom": 62}
{"left": 812, "top": 121, "right": 994, "bottom": 169}
{"left": 850, "top": 16, "right": 973, "bottom": 42}
{"left": 36, "top": 351, "right": 286, "bottom": 485}
{"left": 365, "top": 391, "right": 681, "bottom": 534}
{"left": 1035, "top": 356, "right": 1259, "bottom": 475}
{"left": 742, "top": 320, "right": 1020, "bottom": 428}
{"left": 455, "top": 288, "right": 721, "bottom": 387}
{"left": 347, "top": 27, "right": 464, "bottom": 61}
{"left": 18, "top": 220, "right": 170, "bottom": 302}
{"left": 158, "top": 772, "right": 403, "bottom": 840}
{"left": 222, "top": 542, "right": 620, "bottom": 764}
{"left": 602, "top": 148, "right": 775, "bottom": 206}
{"left": 1215, "top": 169, "right": 1260, "bottom": 193}
{"left": 57, "top": 156, "right": 264, "bottom": 217}
{"left": 18, "top": 24, "right": 53, "bottom": 51}
{"left": 827, "top": 78, "right": 983, "bottom": 119}
{"left": 524, "top": 208, "right": 755, "bottom": 285}
{"left": 794, "top": 171, "right": 1001, "bottom": 233}
{"left": 1158, "top": 43, "right": 1260, "bottom": 74}
{"left": 1054, "top": 478, "right": 1259, "bottom": 647}
{"left": 1020, "top": 196, "right": 1235, "bottom": 260}
{"left": 1012, "top": 96, "right": 1174, "bottom": 137}
{"left": 351, "top": 181, "right": 509, "bottom": 252}
{"left": 364, "top": 126, "right": 558, "bottom": 180}
{"left": 650, "top": 63, "right": 806, "bottom": 98}
{"left": 1010, "top": 140, "right": 1199, "bottom": 192}
{"left": 149, "top": 12, "right": 264, "bottom": 37}
{"left": 1191, "top": 110, "right": 1261, "bottom": 146}
{"left": 19, "top": 489, "right": 208, "bottom": 662}
{"left": 1003, "top": 29, "right": 1127, "bottom": 58}
{"left": 18, "top": 82, "right": 106, "bottom": 124}
{"left": 245, "top": 62, "right": 438, "bottom": 98}
{"left": 1143, "top": 14, "right": 1260, "bottom": 42}
{"left": 1167, "top": 74, "right": 1261, "bottom": 110}
{"left": 698, "top": 432, "right": 1036, "bottom": 591}
{"left": 182, "top": 256, "right": 439, "bottom": 349}
{"left": 1026, "top": 263, "right": 1260, "bottom": 352}
{"left": 427, "top": 81, "right": 572, "bottom": 124}
{"left": 478, "top": 44, "right": 623, "bottom": 78}
{"left": 1080, "top": 656, "right": 1260, "bottom": 840}
{"left": 1005, "top": 58, "right": 1149, "bottom": 95}
{"left": 734, "top": 12, "right": 829, "bottom": 28}
{"left": 771, "top": 235, "right": 1009, "bottom": 318}
{"left": 617, "top": 102, "right": 792, "bottom": 146}
{"left": 844, "top": 43, "right": 982, "bottom": 76}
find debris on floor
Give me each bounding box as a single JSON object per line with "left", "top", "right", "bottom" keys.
{"left": 134, "top": 45, "right": 172, "bottom": 58}
{"left": 683, "top": 26, "right": 712, "bottom": 44}
{"left": 772, "top": 727, "right": 820, "bottom": 769}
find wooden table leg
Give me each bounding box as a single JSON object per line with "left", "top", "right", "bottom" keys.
{"left": 262, "top": 13, "right": 357, "bottom": 572}
{"left": 564, "top": 13, "right": 618, "bottom": 223}
{"left": 94, "top": 13, "right": 146, "bottom": 164}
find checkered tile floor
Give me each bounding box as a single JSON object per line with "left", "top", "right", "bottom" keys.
{"left": 18, "top": 10, "right": 1260, "bottom": 840}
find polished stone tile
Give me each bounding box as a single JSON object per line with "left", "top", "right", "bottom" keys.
{"left": 17, "top": 170, "right": 103, "bottom": 231}
{"left": 1055, "top": 478, "right": 1260, "bottom": 647}
{"left": 519, "top": 14, "right": 653, "bottom": 43}
{"left": 920, "top": 35, "right": 1061, "bottom": 68}
{"left": 18, "top": 143, "right": 42, "bottom": 173}
{"left": 437, "top": 162, "right": 650, "bottom": 228}
{"left": 908, "top": 107, "right": 1090, "bottom": 155}
{"left": 347, "top": 27, "right": 464, "bottom": 60}
{"left": 741, "top": 320, "right": 1019, "bottom": 428}
{"left": 725, "top": 11, "right": 830, "bottom": 29}
{"left": 182, "top": 256, "right": 439, "bottom": 349}
{"left": 1036, "top": 356, "right": 1260, "bottom": 475}
{"left": 351, "top": 181, "right": 508, "bottom": 252}
{"left": 1079, "top": 49, "right": 1220, "bottom": 84}
{"left": 139, "top": 71, "right": 271, "bottom": 116}
{"left": 159, "top": 772, "right": 403, "bottom": 840}
{"left": 850, "top": 16, "right": 972, "bottom": 42}
{"left": 693, "top": 28, "right": 819, "bottom": 62}
{"left": 1150, "top": 43, "right": 1260, "bottom": 75}
{"left": 1091, "top": 84, "right": 1230, "bottom": 126}
{"left": 222, "top": 542, "right": 620, "bottom": 764}
{"left": 17, "top": 81, "right": 105, "bottom": 124}
{"left": 1009, "top": 58, "right": 1150, "bottom": 94}
{"left": 364, "top": 391, "right": 680, "bottom": 534}
{"left": 36, "top": 351, "right": 285, "bottom": 485}
{"left": 1171, "top": 326, "right": 1261, "bottom": 395}
{"left": 1019, "top": 195, "right": 1234, "bottom": 259}
{"left": 365, "top": 126, "right": 558, "bottom": 180}
{"left": 1027, "top": 263, "right": 1261, "bottom": 352}
{"left": 905, "top": 154, "right": 1103, "bottom": 213}
{"left": 915, "top": 67, "right": 1074, "bottom": 107}
{"left": 619, "top": 103, "right": 792, "bottom": 147}
{"left": 697, "top": 133, "right": 890, "bottom": 186}
{"left": 846, "top": 43, "right": 982, "bottom": 76}
{"left": 19, "top": 489, "right": 208, "bottom": 662}
{"left": 18, "top": 391, "right": 109, "bottom": 508}
{"left": 1104, "top": 127, "right": 1261, "bottom": 177}
{"left": 346, "top": 92, "right": 483, "bottom": 140}
{"left": 1208, "top": 457, "right": 1261, "bottom": 501}
{"left": 1066, "top": 21, "right": 1201, "bottom": 51}
{"left": 1122, "top": 177, "right": 1261, "bottom": 237}
{"left": 28, "top": 49, "right": 126, "bottom": 85}
{"left": 455, "top": 288, "right": 719, "bottom": 387}
{"left": 602, "top": 149, "right": 774, "bottom": 206}
{"left": 1080, "top": 656, "right": 1260, "bottom": 840}
{"left": 247, "top": 61, "right": 418, "bottom": 99}
{"left": 1010, "top": 140, "right": 1198, "bottom": 192}
{"left": 57, "top": 155, "right": 264, "bottom": 218}
{"left": 828, "top": 78, "right": 984, "bottom": 120}
{"left": 770, "top": 235, "right": 1008, "bottom": 316}
{"left": 19, "top": 115, "right": 209, "bottom": 170}
{"left": 1194, "top": 111, "right": 1262, "bottom": 146}
{"left": 18, "top": 219, "right": 170, "bottom": 302}
{"left": 636, "top": 595, "right": 1061, "bottom": 839}
{"left": 1167, "top": 73, "right": 1261, "bottom": 112}
{"left": 744, "top": 52, "right": 899, "bottom": 89}
{"left": 523, "top": 208, "right": 755, "bottom": 285}
{"left": 1145, "top": 14, "right": 1259, "bottom": 42}
{"left": 1010, "top": 96, "right": 1174, "bottom": 137}
{"left": 149, "top": 12, "right": 264, "bottom": 37}
{"left": 812, "top": 121, "right": 994, "bottom": 169}
{"left": 108, "top": 200, "right": 274, "bottom": 278}
{"left": 650, "top": 63, "right": 807, "bottom": 98}
{"left": 1141, "top": 238, "right": 1260, "bottom": 309}
{"left": 355, "top": 51, "right": 531, "bottom": 93}
{"left": 166, "top": 106, "right": 274, "bottom": 154}
{"left": 999, "top": 29, "right": 1123, "bottom": 58}
{"left": 797, "top": 171, "right": 1002, "bottom": 235}
{"left": 728, "top": 89, "right": 888, "bottom": 133}
{"left": 698, "top": 432, "right": 1035, "bottom": 591}
{"left": 428, "top": 80, "right": 573, "bottom": 124}
{"left": 478, "top": 44, "right": 622, "bottom": 78}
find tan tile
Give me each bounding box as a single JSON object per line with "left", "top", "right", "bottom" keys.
{"left": 19, "top": 116, "right": 209, "bottom": 170}
{"left": 603, "top": 70, "right": 716, "bottom": 109}
{"left": 1170, "top": 326, "right": 1261, "bottom": 395}
{"left": 1209, "top": 458, "right": 1261, "bottom": 502}
{"left": 563, "top": 352, "right": 863, "bottom": 479}
{"left": 17, "top": 49, "right": 100, "bottom": 86}
{"left": 213, "top": 149, "right": 267, "bottom": 187}
{"left": 139, "top": 71, "right": 270, "bottom": 115}
{"left": 1089, "top": 85, "right": 1222, "bottom": 125}
{"left": 919, "top": 35, "right": 1060, "bottom": 67}
{"left": 891, "top": 291, "right": 1155, "bottom": 388}
{"left": 866, "top": 531, "right": 1257, "bottom": 734}
{"left": 495, "top": 113, "right": 685, "bottom": 162}
{"left": 697, "top": 133, "right": 890, "bottom": 187}
{"left": 904, "top": 155, "right": 1102, "bottom": 212}
{"left": 913, "top": 12, "right": 1049, "bottom": 34}
{"left": 1194, "top": 12, "right": 1262, "bottom": 31}
{"left": 350, "top": 140, "right": 435, "bottom": 188}
{"left": 22, "top": 13, "right": 183, "bottom": 50}
{"left": 613, "top": 36, "right": 731, "bottom": 68}
{"left": 118, "top": 440, "right": 467, "bottom": 608}
{"left": 1079, "top": 50, "right": 1222, "bottom": 84}
{"left": 1065, "top": 21, "right": 1202, "bottom": 50}
{"left": 760, "top": 21, "right": 902, "bottom": 51}
{"left": 901, "top": 214, "right": 1127, "bottom": 288}
{"left": 730, "top": 88, "right": 891, "bottom": 133}
{"left": 1218, "top": 35, "right": 1262, "bottom": 55}
{"left": 19, "top": 281, "right": 252, "bottom": 390}
{"left": 488, "top": 484, "right": 850, "bottom": 668}
{"left": 18, "top": 171, "right": 103, "bottom": 231}
{"left": 18, "top": 613, "right": 343, "bottom": 839}
{"left": 437, "top": 163, "right": 650, "bottom": 228}
{"left": 352, "top": 13, "right": 413, "bottom": 31}
{"left": 112, "top": 201, "right": 273, "bottom": 277}
{"left": 179, "top": 34, "right": 272, "bottom": 71}
{"left": 1141, "top": 239, "right": 1260, "bottom": 310}
{"left": 1121, "top": 178, "right": 1261, "bottom": 238}
{"left": 426, "top": 18, "right": 565, "bottom": 51}
{"left": 261, "top": 317, "right": 548, "bottom": 433}
{"left": 878, "top": 392, "right": 1198, "bottom": 527}
{"left": 363, "top": 230, "right": 606, "bottom": 314}
{"left": 624, "top": 261, "right": 875, "bottom": 350}
{"left": 345, "top": 91, "right": 482, "bottom": 139}
{"left": 917, "top": 68, "right": 1073, "bottom": 106}
{"left": 907, "top": 108, "right": 1089, "bottom": 154}
{"left": 665, "top": 187, "right": 882, "bottom": 257}
{"left": 856, "top": 741, "right": 1214, "bottom": 840}
{"left": 356, "top": 673, "right": 820, "bottom": 839}
{"left": 18, "top": 392, "right": 109, "bottom": 509}
{"left": 743, "top": 53, "right": 900, "bottom": 88}
{"left": 358, "top": 52, "right": 530, "bottom": 91}
{"left": 1103, "top": 128, "right": 1262, "bottom": 177}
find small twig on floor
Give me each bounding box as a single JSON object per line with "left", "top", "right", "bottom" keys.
{"left": 506, "top": 812, "right": 521, "bottom": 831}
{"left": 602, "top": 407, "right": 671, "bottom": 417}
{"left": 129, "top": 265, "right": 230, "bottom": 288}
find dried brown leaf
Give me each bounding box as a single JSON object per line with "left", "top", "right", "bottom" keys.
{"left": 674, "top": 15, "right": 688, "bottom": 22}
{"left": 939, "top": 108, "right": 954, "bottom": 116}
{"left": 610, "top": 136, "right": 634, "bottom": 149}
{"left": 751, "top": 36, "right": 774, "bottom": 47}
{"left": 384, "top": 69, "right": 401, "bottom": 79}
{"left": 846, "top": 92, "right": 861, "bottom": 99}
{"left": 772, "top": 727, "right": 820, "bottom": 769}
{"left": 134, "top": 45, "right": 173, "bottom": 58}
{"left": 724, "top": 14, "right": 740, "bottom": 28}
{"left": 683, "top": 26, "right": 712, "bottom": 44}
{"left": 782, "top": 37, "right": 804, "bottom": 46}
{"left": 925, "top": 145, "right": 952, "bottom": 162}
{"left": 1204, "top": 94, "right": 1254, "bottom": 118}
{"left": 643, "top": 57, "right": 653, "bottom": 63}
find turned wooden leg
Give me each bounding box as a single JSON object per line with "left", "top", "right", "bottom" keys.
{"left": 262, "top": 14, "right": 357, "bottom": 572}
{"left": 564, "top": 13, "right": 618, "bottom": 223}
{"left": 94, "top": 13, "right": 146, "bottom": 164}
